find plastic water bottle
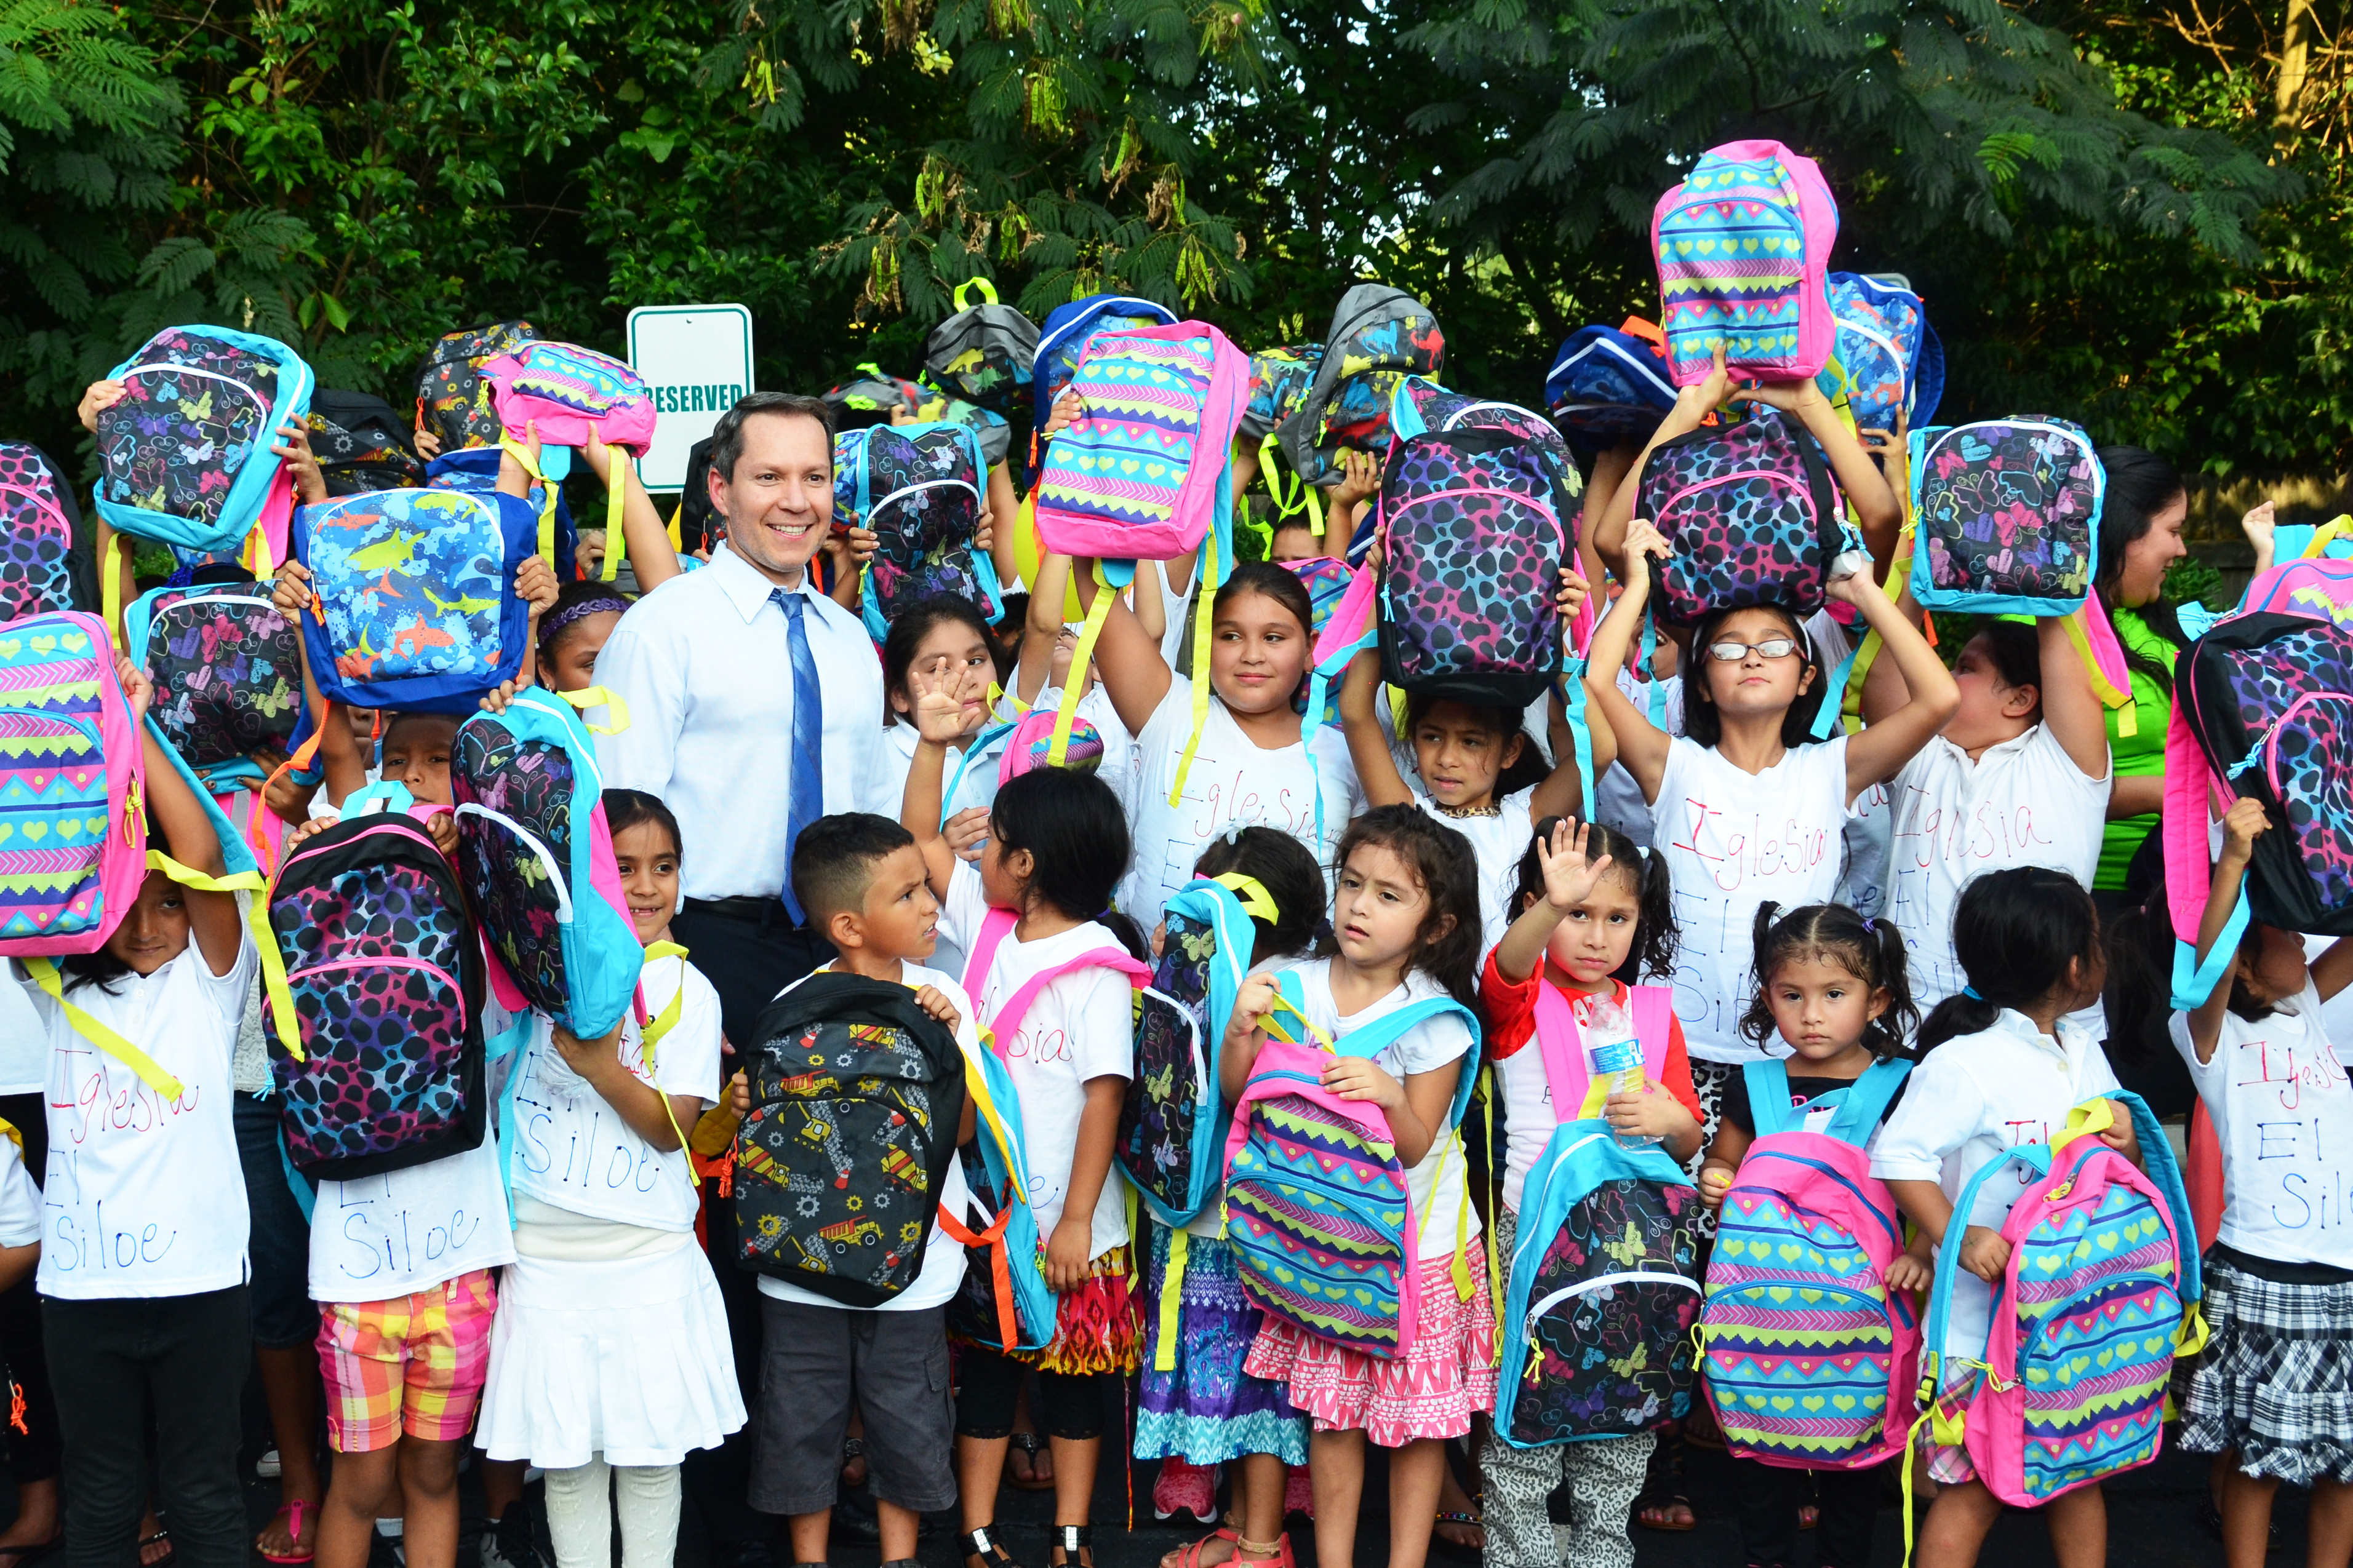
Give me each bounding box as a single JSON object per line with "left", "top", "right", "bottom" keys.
{"left": 1583, "top": 996, "right": 1656, "bottom": 1149}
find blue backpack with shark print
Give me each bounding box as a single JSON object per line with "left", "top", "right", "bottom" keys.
{"left": 291, "top": 488, "right": 538, "bottom": 712}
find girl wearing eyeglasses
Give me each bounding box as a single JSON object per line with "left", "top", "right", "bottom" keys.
{"left": 1581, "top": 517, "right": 1956, "bottom": 1162}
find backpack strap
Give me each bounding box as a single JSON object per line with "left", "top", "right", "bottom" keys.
{"left": 1323, "top": 992, "right": 1484, "bottom": 1131}
{"left": 488, "top": 1008, "right": 540, "bottom": 1197}
{"left": 962, "top": 905, "right": 1019, "bottom": 1000}
{"left": 1742, "top": 1058, "right": 1796, "bottom": 1139}
{"left": 1822, "top": 1057, "right": 1911, "bottom": 1146}
{"left": 558, "top": 685, "right": 631, "bottom": 736}
{"left": 1300, "top": 564, "right": 1381, "bottom": 843}
{"left": 984, "top": 944, "right": 1151, "bottom": 1053}
{"left": 2063, "top": 595, "right": 2136, "bottom": 736}
{"left": 1532, "top": 981, "right": 1670, "bottom": 1123}
{"left": 1050, "top": 560, "right": 1132, "bottom": 769}
{"left": 22, "top": 958, "right": 185, "bottom": 1100}
{"left": 1924, "top": 1137, "right": 2057, "bottom": 1391}
{"left": 1810, "top": 622, "right": 1860, "bottom": 741}
{"left": 941, "top": 721, "right": 1017, "bottom": 827}
{"left": 2164, "top": 701, "right": 2247, "bottom": 1009}
{"left": 498, "top": 434, "right": 561, "bottom": 567}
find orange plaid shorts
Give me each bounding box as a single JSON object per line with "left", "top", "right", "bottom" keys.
{"left": 317, "top": 1270, "right": 498, "bottom": 1452}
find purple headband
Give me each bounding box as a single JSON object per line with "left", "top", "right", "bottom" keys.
{"left": 540, "top": 594, "right": 632, "bottom": 647}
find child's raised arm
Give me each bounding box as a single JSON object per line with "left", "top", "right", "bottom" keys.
{"left": 580, "top": 429, "right": 683, "bottom": 592}
{"left": 1012, "top": 552, "right": 1076, "bottom": 710}
{"left": 2187, "top": 798, "right": 2270, "bottom": 1060}
{"left": 1338, "top": 648, "right": 1412, "bottom": 808}
{"left": 1530, "top": 567, "right": 1602, "bottom": 821}
{"left": 1731, "top": 379, "right": 1902, "bottom": 562}
{"left": 1071, "top": 558, "right": 1175, "bottom": 736}
{"left": 2037, "top": 613, "right": 2112, "bottom": 781}
{"left": 1591, "top": 351, "right": 1732, "bottom": 575}
{"left": 124, "top": 658, "right": 242, "bottom": 976}
{"left": 1836, "top": 568, "right": 1958, "bottom": 803}
{"left": 899, "top": 661, "right": 985, "bottom": 899}
{"left": 1581, "top": 520, "right": 1675, "bottom": 804}
{"left": 1492, "top": 818, "right": 1610, "bottom": 985}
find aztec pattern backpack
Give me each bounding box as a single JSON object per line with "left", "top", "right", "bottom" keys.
{"left": 1495, "top": 984, "right": 1701, "bottom": 1446}
{"left": 416, "top": 321, "right": 538, "bottom": 452}
{"left": 1223, "top": 968, "right": 1480, "bottom": 1360}
{"left": 1115, "top": 874, "right": 1263, "bottom": 1228}
{"left": 1919, "top": 1092, "right": 2202, "bottom": 1508}
{"left": 481, "top": 342, "right": 655, "bottom": 582}
{"left": 945, "top": 905, "right": 1149, "bottom": 1349}
{"left": 128, "top": 581, "right": 300, "bottom": 792}
{"left": 1285, "top": 555, "right": 1356, "bottom": 725}
{"left": 1637, "top": 406, "right": 1856, "bottom": 628}
{"left": 292, "top": 487, "right": 537, "bottom": 712}
{"left": 1652, "top": 140, "right": 1839, "bottom": 386}
{"left": 1275, "top": 285, "right": 1445, "bottom": 490}
{"left": 0, "top": 444, "right": 97, "bottom": 621}
{"left": 1544, "top": 319, "right": 1677, "bottom": 452}
{"left": 95, "top": 326, "right": 315, "bottom": 568}
{"left": 1033, "top": 294, "right": 1180, "bottom": 432}
{"left": 924, "top": 279, "right": 1039, "bottom": 413}
{"left": 0, "top": 613, "right": 146, "bottom": 952}
{"left": 735, "top": 971, "right": 968, "bottom": 1305}
{"left": 265, "top": 782, "right": 486, "bottom": 1180}
{"left": 1699, "top": 1058, "right": 1919, "bottom": 1470}
{"left": 1907, "top": 418, "right": 2104, "bottom": 616}
{"left": 308, "top": 390, "right": 425, "bottom": 496}
{"left": 1373, "top": 378, "right": 1578, "bottom": 708}
{"left": 1819, "top": 274, "right": 1941, "bottom": 432}
{"left": 452, "top": 686, "right": 642, "bottom": 1041}
{"left": 834, "top": 421, "right": 1002, "bottom": 640}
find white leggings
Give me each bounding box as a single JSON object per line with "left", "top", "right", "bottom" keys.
{"left": 542, "top": 1457, "right": 682, "bottom": 1568}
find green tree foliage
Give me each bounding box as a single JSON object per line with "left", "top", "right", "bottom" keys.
{"left": 0, "top": 0, "right": 2339, "bottom": 487}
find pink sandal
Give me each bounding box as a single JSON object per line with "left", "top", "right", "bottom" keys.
{"left": 259, "top": 1501, "right": 313, "bottom": 1566}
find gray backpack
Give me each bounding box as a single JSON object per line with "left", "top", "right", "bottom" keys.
{"left": 1274, "top": 284, "right": 1445, "bottom": 488}
{"left": 924, "top": 279, "right": 1040, "bottom": 414}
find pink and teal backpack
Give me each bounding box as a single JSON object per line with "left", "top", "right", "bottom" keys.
{"left": 1222, "top": 968, "right": 1480, "bottom": 1360}
{"left": 1494, "top": 984, "right": 1700, "bottom": 1446}
{"left": 1906, "top": 418, "right": 2103, "bottom": 617}
{"left": 0, "top": 445, "right": 95, "bottom": 623}
{"left": 0, "top": 613, "right": 146, "bottom": 952}
{"left": 1652, "top": 140, "right": 1839, "bottom": 386}
{"left": 1916, "top": 1091, "right": 2202, "bottom": 1511}
{"left": 1699, "top": 1057, "right": 1919, "bottom": 1470}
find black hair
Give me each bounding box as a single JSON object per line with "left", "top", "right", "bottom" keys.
{"left": 65, "top": 852, "right": 180, "bottom": 995}
{"left": 789, "top": 811, "right": 918, "bottom": 927}
{"left": 881, "top": 595, "right": 997, "bottom": 725}
{"left": 1212, "top": 560, "right": 1316, "bottom": 639}
{"left": 1738, "top": 901, "right": 1919, "bottom": 1058}
{"left": 1679, "top": 602, "right": 1828, "bottom": 749}
{"left": 2105, "top": 894, "right": 2282, "bottom": 1061}
{"left": 708, "top": 391, "right": 833, "bottom": 488}
{"left": 539, "top": 579, "right": 634, "bottom": 658}
{"left": 988, "top": 769, "right": 1149, "bottom": 961}
{"left": 2092, "top": 445, "right": 2189, "bottom": 696}
{"left": 1509, "top": 815, "right": 1678, "bottom": 985}
{"left": 602, "top": 789, "right": 682, "bottom": 861}
{"left": 1967, "top": 619, "right": 2043, "bottom": 721}
{"left": 1917, "top": 867, "right": 2104, "bottom": 1052}
{"left": 381, "top": 709, "right": 458, "bottom": 755}
{"left": 1192, "top": 826, "right": 1324, "bottom": 968}
{"left": 1399, "top": 694, "right": 1548, "bottom": 799}
{"left": 1327, "top": 805, "right": 1483, "bottom": 1014}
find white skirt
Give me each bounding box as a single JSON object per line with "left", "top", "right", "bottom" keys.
{"left": 475, "top": 1242, "right": 747, "bottom": 1468}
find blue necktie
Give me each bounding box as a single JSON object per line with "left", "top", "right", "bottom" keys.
{"left": 774, "top": 587, "right": 824, "bottom": 925}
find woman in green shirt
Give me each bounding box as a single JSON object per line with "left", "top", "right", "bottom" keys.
{"left": 2092, "top": 446, "right": 2192, "bottom": 894}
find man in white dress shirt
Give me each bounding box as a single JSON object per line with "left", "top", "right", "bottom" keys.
{"left": 592, "top": 392, "right": 884, "bottom": 1568}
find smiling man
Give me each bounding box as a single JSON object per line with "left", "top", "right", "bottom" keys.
{"left": 594, "top": 391, "right": 883, "bottom": 1033}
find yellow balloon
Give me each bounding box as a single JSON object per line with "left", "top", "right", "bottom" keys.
{"left": 1010, "top": 491, "right": 1086, "bottom": 623}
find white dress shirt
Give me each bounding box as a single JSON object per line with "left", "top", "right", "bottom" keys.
{"left": 593, "top": 542, "right": 885, "bottom": 901}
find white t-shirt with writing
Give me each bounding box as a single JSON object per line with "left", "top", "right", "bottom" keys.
{"left": 1885, "top": 725, "right": 2111, "bottom": 1005}
{"left": 1869, "top": 1009, "right": 2122, "bottom": 1360}
{"left": 1413, "top": 787, "right": 1537, "bottom": 962}
{"left": 498, "top": 954, "right": 723, "bottom": 1233}
{"left": 2175, "top": 981, "right": 2353, "bottom": 1270}
{"left": 25, "top": 936, "right": 258, "bottom": 1299}
{"left": 308, "top": 1134, "right": 514, "bottom": 1303}
{"left": 759, "top": 961, "right": 977, "bottom": 1312}
{"left": 942, "top": 865, "right": 1137, "bottom": 1256}
{"left": 1119, "top": 686, "right": 1360, "bottom": 936}
{"left": 1650, "top": 734, "right": 1854, "bottom": 1062}
{"left": 1284, "top": 958, "right": 1479, "bottom": 1262}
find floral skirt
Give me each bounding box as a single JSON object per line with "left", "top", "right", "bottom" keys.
{"left": 1135, "top": 1225, "right": 1308, "bottom": 1465}
{"left": 1242, "top": 1250, "right": 1496, "bottom": 1449}
{"left": 951, "top": 1247, "right": 1142, "bottom": 1376}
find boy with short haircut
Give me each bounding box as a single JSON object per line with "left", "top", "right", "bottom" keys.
{"left": 748, "top": 813, "right": 977, "bottom": 1568}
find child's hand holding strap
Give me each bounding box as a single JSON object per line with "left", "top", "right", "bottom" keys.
{"left": 1957, "top": 1225, "right": 2012, "bottom": 1284}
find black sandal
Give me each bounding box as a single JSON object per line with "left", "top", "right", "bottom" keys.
{"left": 1007, "top": 1431, "right": 1053, "bottom": 1491}
{"left": 1047, "top": 1525, "right": 1093, "bottom": 1568}
{"left": 964, "top": 1527, "right": 1023, "bottom": 1568}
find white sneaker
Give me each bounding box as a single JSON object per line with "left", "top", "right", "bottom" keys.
{"left": 257, "top": 1448, "right": 282, "bottom": 1479}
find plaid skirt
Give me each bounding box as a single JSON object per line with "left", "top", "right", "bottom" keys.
{"left": 2181, "top": 1254, "right": 2353, "bottom": 1486}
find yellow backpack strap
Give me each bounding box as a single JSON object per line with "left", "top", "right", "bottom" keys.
{"left": 1482, "top": 1067, "right": 1503, "bottom": 1318}
{"left": 2304, "top": 515, "right": 2353, "bottom": 558}
{"left": 23, "top": 957, "right": 185, "bottom": 1100}
{"left": 0, "top": 1116, "right": 22, "bottom": 1158}
{"left": 666, "top": 496, "right": 685, "bottom": 552}
{"left": 559, "top": 685, "right": 631, "bottom": 735}
{"left": 1169, "top": 532, "right": 1220, "bottom": 803}
{"left": 1448, "top": 1128, "right": 1475, "bottom": 1302}
{"left": 1154, "top": 1227, "right": 1188, "bottom": 1372}
{"left": 102, "top": 533, "right": 126, "bottom": 651}
{"left": 499, "top": 433, "right": 561, "bottom": 567}
{"left": 1210, "top": 872, "right": 1277, "bottom": 923}
{"left": 1051, "top": 560, "right": 1122, "bottom": 768}
{"left": 245, "top": 519, "right": 275, "bottom": 579}
{"left": 600, "top": 450, "right": 628, "bottom": 583}
{"left": 636, "top": 941, "right": 697, "bottom": 1183}
{"left": 149, "top": 850, "right": 300, "bottom": 1056}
